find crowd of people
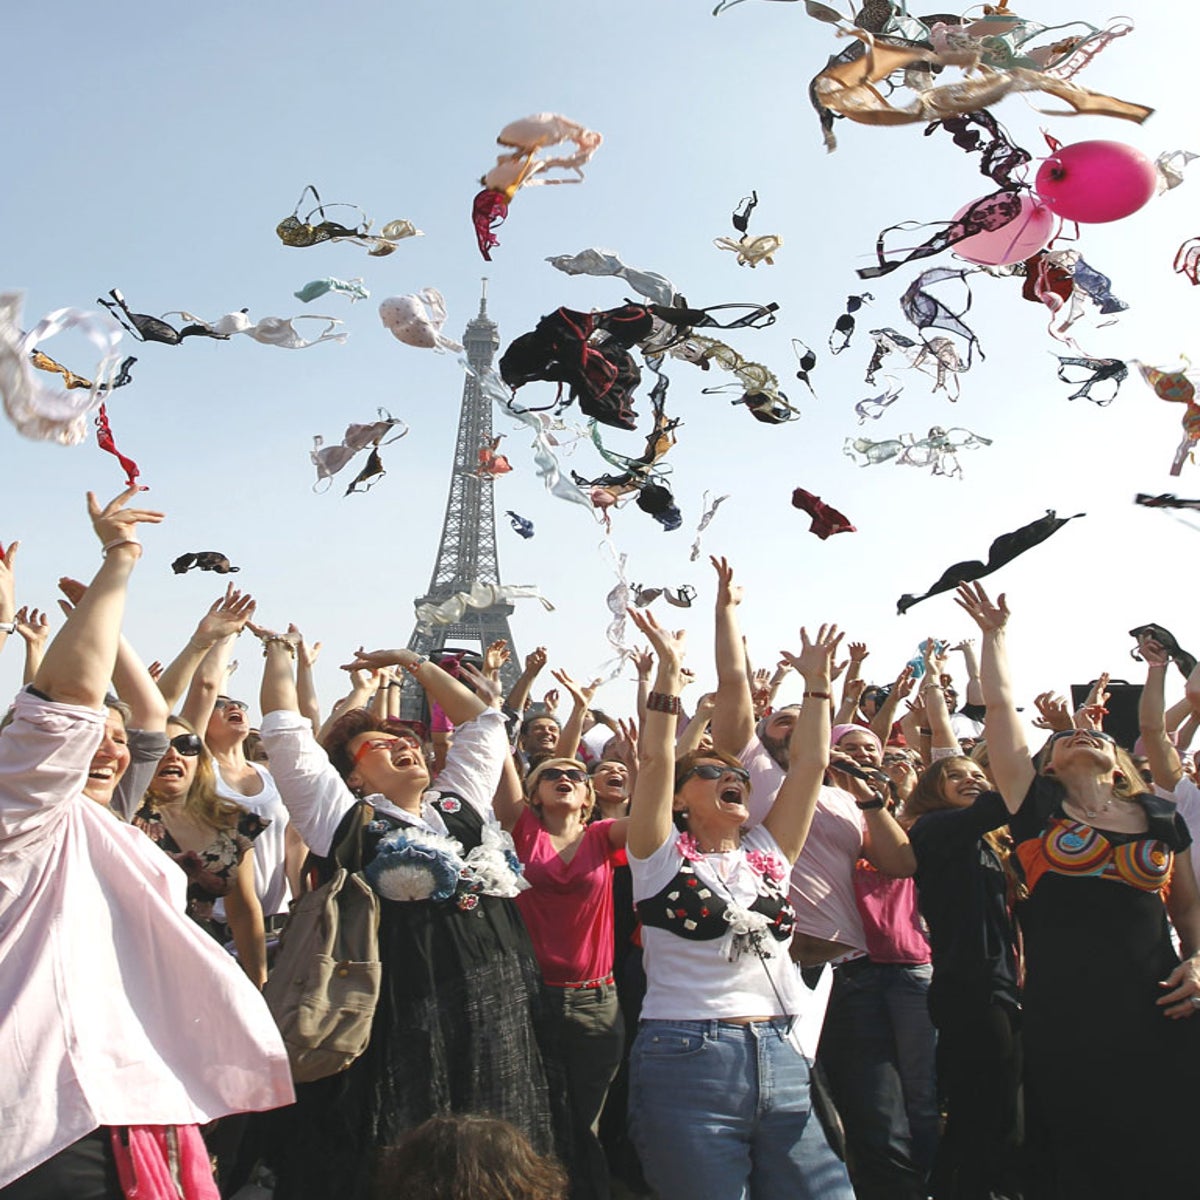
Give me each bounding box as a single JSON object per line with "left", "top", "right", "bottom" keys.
{"left": 3, "top": 487, "right": 1200, "bottom": 1200}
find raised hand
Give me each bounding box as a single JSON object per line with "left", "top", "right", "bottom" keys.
{"left": 0, "top": 540, "right": 17, "bottom": 620}
{"left": 14, "top": 606, "right": 50, "bottom": 650}
{"left": 1031, "top": 691, "right": 1073, "bottom": 732}
{"left": 483, "top": 639, "right": 510, "bottom": 676}
{"left": 710, "top": 555, "right": 744, "bottom": 607}
{"left": 628, "top": 605, "right": 688, "bottom": 668}
{"left": 955, "top": 582, "right": 1010, "bottom": 634}
{"left": 196, "top": 584, "right": 257, "bottom": 644}
{"left": 459, "top": 660, "right": 503, "bottom": 708}
{"left": 780, "top": 623, "right": 844, "bottom": 681}
{"left": 892, "top": 664, "right": 917, "bottom": 701}
{"left": 848, "top": 641, "right": 870, "bottom": 664}
{"left": 631, "top": 645, "right": 654, "bottom": 680}
{"left": 551, "top": 667, "right": 601, "bottom": 710}
{"left": 339, "top": 646, "right": 418, "bottom": 672}
{"left": 296, "top": 630, "right": 323, "bottom": 669}
{"left": 541, "top": 688, "right": 560, "bottom": 714}
{"left": 610, "top": 717, "right": 640, "bottom": 770}
{"left": 922, "top": 637, "right": 950, "bottom": 678}
{"left": 524, "top": 645, "right": 548, "bottom": 675}
{"left": 88, "top": 486, "right": 164, "bottom": 556}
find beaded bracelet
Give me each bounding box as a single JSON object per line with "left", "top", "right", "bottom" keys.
{"left": 645, "top": 691, "right": 682, "bottom": 715}
{"left": 261, "top": 635, "right": 297, "bottom": 658}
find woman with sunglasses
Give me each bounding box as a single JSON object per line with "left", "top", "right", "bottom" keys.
{"left": 511, "top": 758, "right": 629, "bottom": 1200}
{"left": 957, "top": 582, "right": 1200, "bottom": 1197}
{"left": 625, "top": 607, "right": 853, "bottom": 1200}
{"left": 134, "top": 717, "right": 268, "bottom": 987}
{"left": 253, "top": 637, "right": 559, "bottom": 1200}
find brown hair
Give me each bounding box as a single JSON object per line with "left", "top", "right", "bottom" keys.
{"left": 902, "top": 757, "right": 1025, "bottom": 903}
{"left": 320, "top": 708, "right": 427, "bottom": 781}
{"left": 372, "top": 1115, "right": 568, "bottom": 1200}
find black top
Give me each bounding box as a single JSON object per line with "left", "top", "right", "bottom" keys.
{"left": 910, "top": 791, "right": 1019, "bottom": 1022}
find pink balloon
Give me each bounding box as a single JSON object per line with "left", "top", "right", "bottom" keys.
{"left": 952, "top": 192, "right": 1056, "bottom": 265}
{"left": 1034, "top": 140, "right": 1158, "bottom": 224}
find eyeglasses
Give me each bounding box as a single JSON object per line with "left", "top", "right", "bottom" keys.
{"left": 168, "top": 733, "right": 203, "bottom": 756}
{"left": 352, "top": 736, "right": 421, "bottom": 766}
{"left": 1048, "top": 729, "right": 1116, "bottom": 746}
{"left": 215, "top": 698, "right": 248, "bottom": 712}
{"left": 538, "top": 767, "right": 588, "bottom": 783}
{"left": 679, "top": 763, "right": 751, "bottom": 786}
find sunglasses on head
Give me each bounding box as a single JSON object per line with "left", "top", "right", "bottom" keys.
{"left": 1048, "top": 729, "right": 1116, "bottom": 746}
{"left": 168, "top": 733, "right": 203, "bottom": 756}
{"left": 215, "top": 697, "right": 248, "bottom": 712}
{"left": 538, "top": 767, "right": 588, "bottom": 783}
{"left": 680, "top": 763, "right": 751, "bottom": 786}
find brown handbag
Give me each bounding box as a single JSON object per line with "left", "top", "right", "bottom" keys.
{"left": 263, "top": 804, "right": 381, "bottom": 1083}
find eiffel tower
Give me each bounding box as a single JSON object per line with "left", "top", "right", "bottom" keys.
{"left": 400, "top": 282, "right": 521, "bottom": 719}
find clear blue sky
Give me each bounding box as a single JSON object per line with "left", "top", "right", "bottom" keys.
{"left": 2, "top": 1, "right": 1196, "bottom": 719}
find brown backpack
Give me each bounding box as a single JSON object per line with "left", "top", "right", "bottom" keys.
{"left": 263, "top": 803, "right": 381, "bottom": 1083}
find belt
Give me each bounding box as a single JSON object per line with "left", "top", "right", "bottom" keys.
{"left": 554, "top": 974, "right": 615, "bottom": 990}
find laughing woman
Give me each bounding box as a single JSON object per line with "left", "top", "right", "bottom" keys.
{"left": 957, "top": 582, "right": 1200, "bottom": 1199}
{"left": 135, "top": 716, "right": 268, "bottom": 987}
{"left": 624, "top": 608, "right": 853, "bottom": 1200}
{"left": 255, "top": 637, "right": 559, "bottom": 1200}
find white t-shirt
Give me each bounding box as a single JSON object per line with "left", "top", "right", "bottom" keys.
{"left": 629, "top": 825, "right": 807, "bottom": 1026}
{"left": 214, "top": 764, "right": 292, "bottom": 918}
{"left": 740, "top": 734, "right": 868, "bottom": 951}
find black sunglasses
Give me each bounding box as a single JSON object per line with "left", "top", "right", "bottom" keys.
{"left": 679, "top": 763, "right": 751, "bottom": 786}
{"left": 169, "top": 733, "right": 203, "bottom": 756}
{"left": 1048, "top": 729, "right": 1115, "bottom": 746}
{"left": 539, "top": 767, "right": 588, "bottom": 783}
{"left": 215, "top": 697, "right": 248, "bottom": 712}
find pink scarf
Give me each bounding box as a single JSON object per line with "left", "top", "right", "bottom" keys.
{"left": 110, "top": 1126, "right": 219, "bottom": 1200}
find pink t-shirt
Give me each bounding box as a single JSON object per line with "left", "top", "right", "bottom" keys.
{"left": 513, "top": 811, "right": 621, "bottom": 985}
{"left": 852, "top": 864, "right": 931, "bottom": 964}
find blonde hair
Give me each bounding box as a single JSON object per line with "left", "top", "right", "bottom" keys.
{"left": 524, "top": 757, "right": 595, "bottom": 822}
{"left": 145, "top": 716, "right": 245, "bottom": 832}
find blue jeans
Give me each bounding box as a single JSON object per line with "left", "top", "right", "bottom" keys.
{"left": 817, "top": 960, "right": 939, "bottom": 1199}
{"left": 629, "top": 1019, "right": 854, "bottom": 1200}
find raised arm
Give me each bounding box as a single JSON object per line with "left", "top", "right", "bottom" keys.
{"left": 710, "top": 556, "right": 754, "bottom": 755}
{"left": 0, "top": 541, "right": 16, "bottom": 659}
{"left": 626, "top": 609, "right": 685, "bottom": 859}
{"left": 157, "top": 585, "right": 255, "bottom": 714}
{"left": 870, "top": 664, "right": 914, "bottom": 743}
{"left": 767, "top": 626, "right": 839, "bottom": 863}
{"left": 34, "top": 489, "right": 164, "bottom": 708}
{"left": 316, "top": 666, "right": 381, "bottom": 743}
{"left": 295, "top": 628, "right": 323, "bottom": 733}
{"left": 505, "top": 645, "right": 547, "bottom": 716}
{"left": 551, "top": 668, "right": 600, "bottom": 761}
{"left": 952, "top": 638, "right": 984, "bottom": 709}
{"left": 919, "top": 638, "right": 961, "bottom": 757}
{"left": 14, "top": 606, "right": 50, "bottom": 686}
{"left": 342, "top": 647, "right": 488, "bottom": 726}
{"left": 179, "top": 589, "right": 257, "bottom": 731}
{"left": 955, "top": 583, "right": 1034, "bottom": 812}
{"left": 676, "top": 692, "right": 717, "bottom": 757}
{"left": 1138, "top": 640, "right": 1184, "bottom": 790}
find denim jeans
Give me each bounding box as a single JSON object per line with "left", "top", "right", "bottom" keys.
{"left": 629, "top": 1018, "right": 854, "bottom": 1200}
{"left": 817, "top": 960, "right": 938, "bottom": 1200}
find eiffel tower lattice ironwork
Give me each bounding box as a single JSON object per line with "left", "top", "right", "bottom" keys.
{"left": 400, "top": 283, "right": 521, "bottom": 719}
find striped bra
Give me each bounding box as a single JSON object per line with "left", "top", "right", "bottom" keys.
{"left": 1018, "top": 817, "right": 1174, "bottom": 895}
